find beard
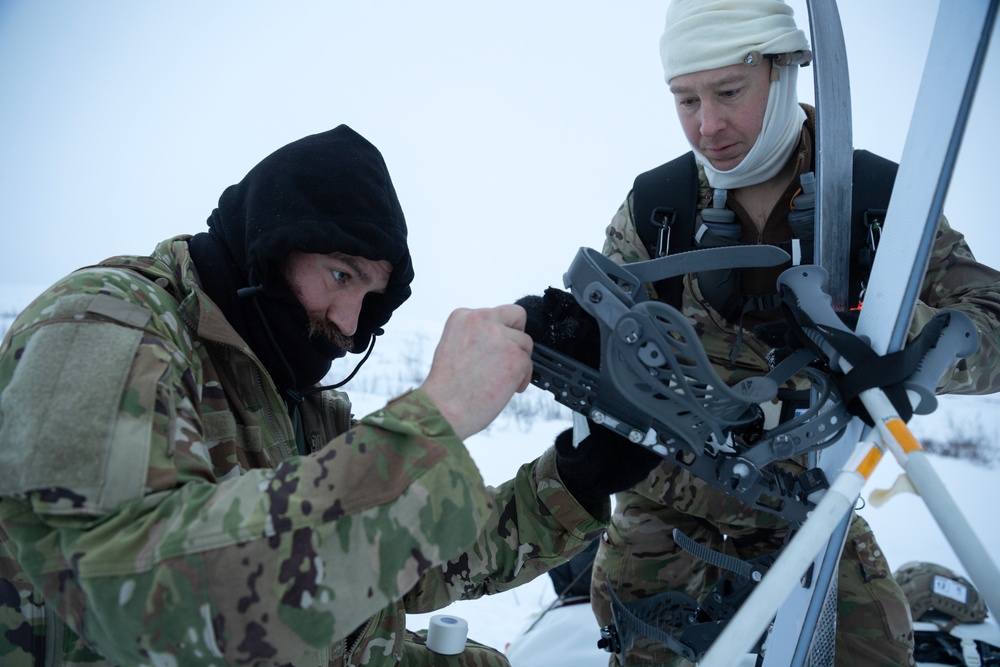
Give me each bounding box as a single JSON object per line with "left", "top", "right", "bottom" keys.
{"left": 282, "top": 260, "right": 357, "bottom": 356}
{"left": 306, "top": 315, "right": 355, "bottom": 353}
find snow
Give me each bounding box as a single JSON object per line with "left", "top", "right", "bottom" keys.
{"left": 2, "top": 299, "right": 997, "bottom": 661}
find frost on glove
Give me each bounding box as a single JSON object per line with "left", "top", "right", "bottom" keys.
{"left": 516, "top": 287, "right": 602, "bottom": 370}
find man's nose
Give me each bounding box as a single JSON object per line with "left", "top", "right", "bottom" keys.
{"left": 700, "top": 101, "right": 726, "bottom": 136}
{"left": 327, "top": 293, "right": 365, "bottom": 337}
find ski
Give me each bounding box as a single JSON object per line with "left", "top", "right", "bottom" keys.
{"left": 808, "top": 0, "right": 853, "bottom": 313}
{"left": 758, "top": 0, "right": 856, "bottom": 661}
{"left": 700, "top": 0, "right": 1000, "bottom": 664}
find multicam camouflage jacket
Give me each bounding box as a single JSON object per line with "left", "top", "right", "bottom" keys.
{"left": 604, "top": 111, "right": 1000, "bottom": 396}
{"left": 0, "top": 236, "right": 607, "bottom": 666}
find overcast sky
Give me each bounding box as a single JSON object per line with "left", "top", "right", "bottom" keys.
{"left": 1, "top": 1, "right": 997, "bottom": 329}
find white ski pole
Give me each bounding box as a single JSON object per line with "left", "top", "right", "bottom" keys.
{"left": 867, "top": 399, "right": 1000, "bottom": 619}
{"left": 699, "top": 438, "right": 884, "bottom": 666}
{"left": 780, "top": 265, "right": 1000, "bottom": 619}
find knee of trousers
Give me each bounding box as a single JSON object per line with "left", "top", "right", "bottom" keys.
{"left": 834, "top": 515, "right": 915, "bottom": 664}
{"left": 589, "top": 519, "right": 719, "bottom": 628}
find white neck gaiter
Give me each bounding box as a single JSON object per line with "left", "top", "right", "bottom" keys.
{"left": 694, "top": 64, "right": 805, "bottom": 189}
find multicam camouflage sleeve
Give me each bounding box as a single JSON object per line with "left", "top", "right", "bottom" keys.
{"left": 400, "top": 448, "right": 609, "bottom": 614}
{"left": 911, "top": 217, "right": 1000, "bottom": 394}
{"left": 0, "top": 390, "right": 492, "bottom": 664}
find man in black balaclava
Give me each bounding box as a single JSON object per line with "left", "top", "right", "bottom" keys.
{"left": 188, "top": 125, "right": 415, "bottom": 397}
{"left": 0, "top": 124, "right": 662, "bottom": 666}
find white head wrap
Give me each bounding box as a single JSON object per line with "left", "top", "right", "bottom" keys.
{"left": 660, "top": 0, "right": 811, "bottom": 188}
{"left": 660, "top": 0, "right": 809, "bottom": 82}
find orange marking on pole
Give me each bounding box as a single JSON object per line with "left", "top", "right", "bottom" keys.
{"left": 885, "top": 419, "right": 923, "bottom": 454}
{"left": 856, "top": 447, "right": 883, "bottom": 479}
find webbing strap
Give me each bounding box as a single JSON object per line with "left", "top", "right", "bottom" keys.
{"left": 630, "top": 150, "right": 898, "bottom": 311}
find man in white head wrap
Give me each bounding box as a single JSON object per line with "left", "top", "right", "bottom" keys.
{"left": 587, "top": 1, "right": 935, "bottom": 666}
{"left": 661, "top": 0, "right": 811, "bottom": 190}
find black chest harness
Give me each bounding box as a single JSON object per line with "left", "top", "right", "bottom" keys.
{"left": 631, "top": 149, "right": 899, "bottom": 320}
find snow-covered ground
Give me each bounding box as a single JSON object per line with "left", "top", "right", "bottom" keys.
{"left": 3, "top": 291, "right": 998, "bottom": 662}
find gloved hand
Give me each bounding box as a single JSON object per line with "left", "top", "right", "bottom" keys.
{"left": 754, "top": 310, "right": 860, "bottom": 369}
{"left": 520, "top": 290, "right": 662, "bottom": 504}
{"left": 554, "top": 421, "right": 663, "bottom": 508}
{"left": 515, "top": 287, "right": 602, "bottom": 369}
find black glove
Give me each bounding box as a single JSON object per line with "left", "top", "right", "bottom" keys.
{"left": 519, "top": 291, "right": 661, "bottom": 504}
{"left": 753, "top": 310, "right": 860, "bottom": 369}
{"left": 554, "top": 422, "right": 663, "bottom": 508}
{"left": 516, "top": 287, "right": 602, "bottom": 370}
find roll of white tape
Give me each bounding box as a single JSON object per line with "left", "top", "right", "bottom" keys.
{"left": 426, "top": 614, "right": 469, "bottom": 655}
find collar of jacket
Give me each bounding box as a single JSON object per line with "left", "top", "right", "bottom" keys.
{"left": 122, "top": 235, "right": 269, "bottom": 363}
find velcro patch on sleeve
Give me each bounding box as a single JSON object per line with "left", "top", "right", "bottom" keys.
{"left": 0, "top": 319, "right": 149, "bottom": 513}
{"left": 85, "top": 293, "right": 153, "bottom": 328}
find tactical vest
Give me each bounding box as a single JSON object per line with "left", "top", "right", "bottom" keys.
{"left": 631, "top": 150, "right": 899, "bottom": 318}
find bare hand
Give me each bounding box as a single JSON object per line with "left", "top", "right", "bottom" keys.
{"left": 419, "top": 304, "right": 533, "bottom": 440}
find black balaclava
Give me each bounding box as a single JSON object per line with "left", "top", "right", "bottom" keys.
{"left": 188, "top": 125, "right": 414, "bottom": 397}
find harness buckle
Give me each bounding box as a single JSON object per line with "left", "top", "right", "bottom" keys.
{"left": 651, "top": 207, "right": 677, "bottom": 259}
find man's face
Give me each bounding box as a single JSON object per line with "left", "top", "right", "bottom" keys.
{"left": 669, "top": 62, "right": 773, "bottom": 171}
{"left": 284, "top": 250, "right": 393, "bottom": 349}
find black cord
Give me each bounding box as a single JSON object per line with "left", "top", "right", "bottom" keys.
{"left": 240, "top": 268, "right": 302, "bottom": 403}
{"left": 308, "top": 330, "right": 380, "bottom": 393}
{"left": 238, "top": 266, "right": 380, "bottom": 396}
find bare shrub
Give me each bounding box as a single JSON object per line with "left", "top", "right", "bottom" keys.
{"left": 0, "top": 311, "right": 16, "bottom": 340}
{"left": 921, "top": 415, "right": 1000, "bottom": 467}
{"left": 398, "top": 332, "right": 429, "bottom": 385}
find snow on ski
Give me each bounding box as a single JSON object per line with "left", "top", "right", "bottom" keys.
{"left": 700, "top": 1, "right": 1000, "bottom": 664}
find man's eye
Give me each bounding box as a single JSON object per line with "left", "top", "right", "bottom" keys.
{"left": 331, "top": 270, "right": 348, "bottom": 283}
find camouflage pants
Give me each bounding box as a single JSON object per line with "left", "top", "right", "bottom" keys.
{"left": 590, "top": 469, "right": 914, "bottom": 667}
{"left": 402, "top": 630, "right": 510, "bottom": 667}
